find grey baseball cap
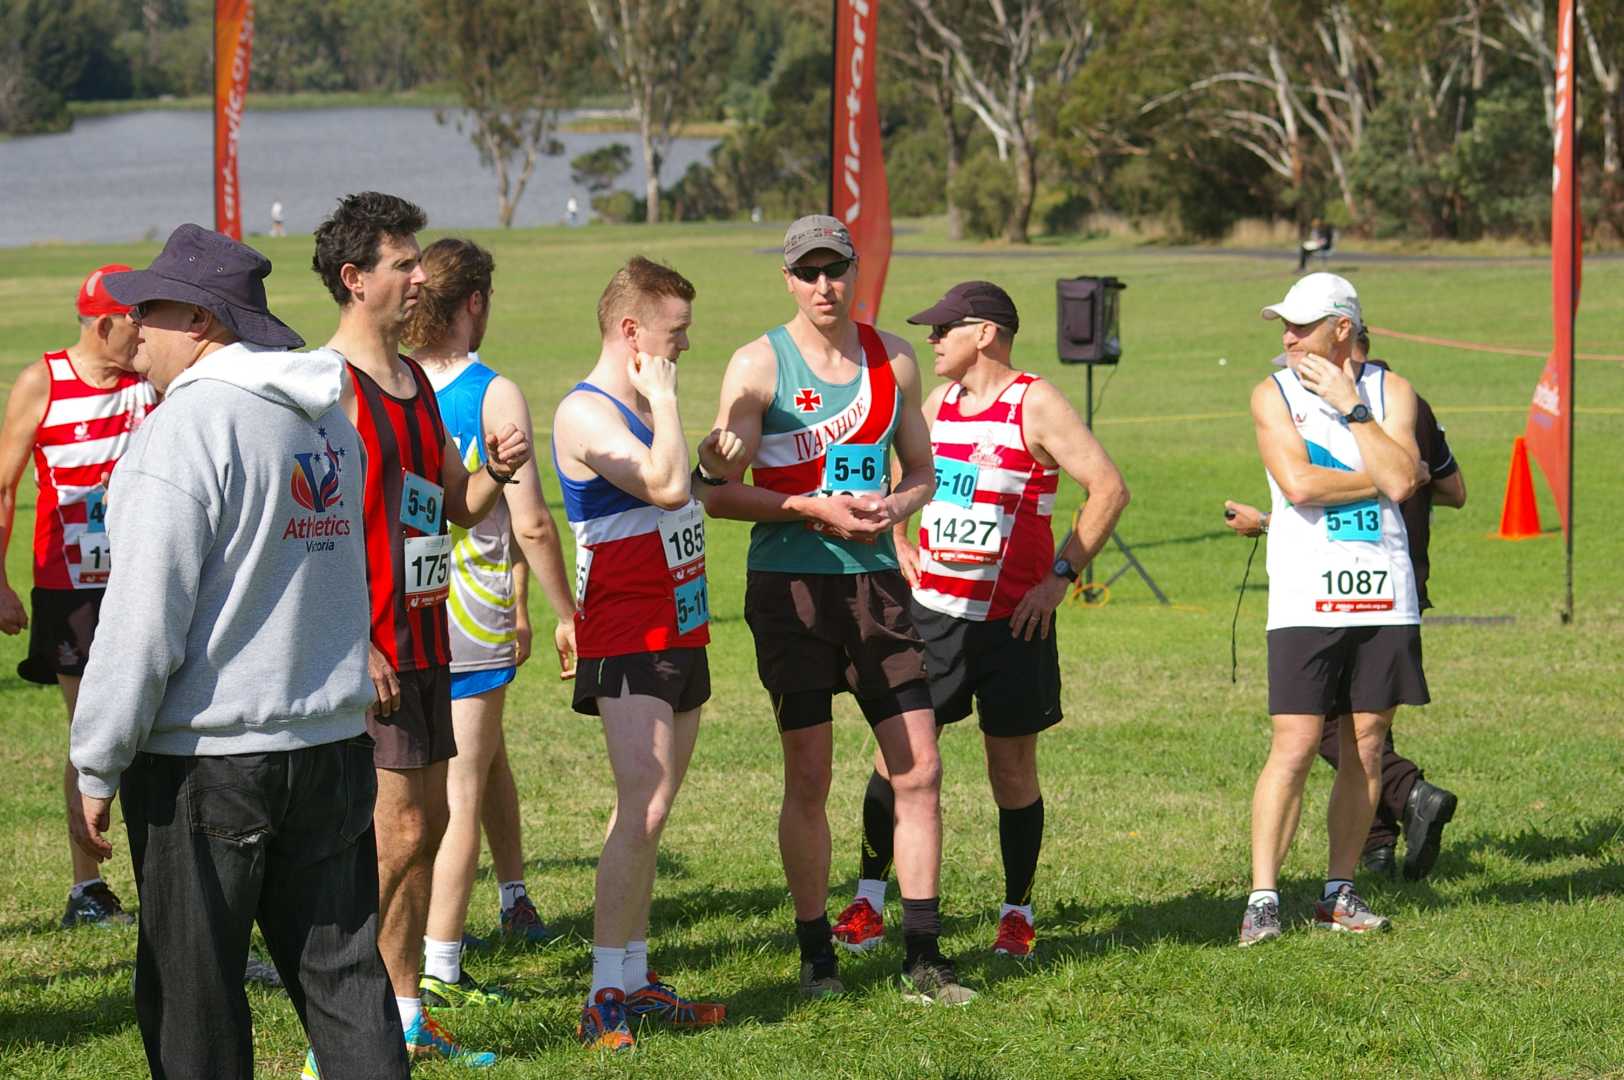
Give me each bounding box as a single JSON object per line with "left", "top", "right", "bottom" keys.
{"left": 783, "top": 215, "right": 855, "bottom": 264}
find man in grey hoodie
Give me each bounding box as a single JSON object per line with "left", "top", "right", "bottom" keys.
{"left": 68, "top": 224, "right": 410, "bottom": 1080}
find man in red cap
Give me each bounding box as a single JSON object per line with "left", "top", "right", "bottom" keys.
{"left": 0, "top": 264, "right": 157, "bottom": 927}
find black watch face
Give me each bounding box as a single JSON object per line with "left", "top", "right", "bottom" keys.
{"left": 1348, "top": 404, "right": 1371, "bottom": 423}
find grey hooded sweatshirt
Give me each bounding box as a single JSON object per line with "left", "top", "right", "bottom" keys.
{"left": 71, "top": 343, "right": 374, "bottom": 799}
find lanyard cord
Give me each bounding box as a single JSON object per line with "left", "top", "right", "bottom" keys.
{"left": 1230, "top": 533, "right": 1262, "bottom": 684}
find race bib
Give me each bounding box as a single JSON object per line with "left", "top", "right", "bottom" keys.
{"left": 921, "top": 500, "right": 1002, "bottom": 564}
{"left": 673, "top": 573, "right": 709, "bottom": 634}
{"left": 1325, "top": 498, "right": 1381, "bottom": 543}
{"left": 657, "top": 501, "right": 705, "bottom": 569}
{"left": 400, "top": 471, "right": 444, "bottom": 535}
{"left": 79, "top": 533, "right": 112, "bottom": 585}
{"left": 932, "top": 457, "right": 979, "bottom": 509}
{"left": 823, "top": 443, "right": 885, "bottom": 494}
{"left": 1313, "top": 549, "right": 1395, "bottom": 613}
{"left": 85, "top": 488, "right": 108, "bottom": 533}
{"left": 404, "top": 533, "right": 451, "bottom": 609}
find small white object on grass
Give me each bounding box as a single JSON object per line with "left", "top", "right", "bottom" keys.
{"left": 1218, "top": 357, "right": 1228, "bottom": 366}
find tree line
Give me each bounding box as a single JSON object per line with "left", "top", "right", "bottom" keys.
{"left": 4, "top": 0, "right": 1618, "bottom": 243}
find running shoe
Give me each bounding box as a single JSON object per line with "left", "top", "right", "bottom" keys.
{"left": 499, "top": 894, "right": 558, "bottom": 944}
{"left": 900, "top": 956, "right": 976, "bottom": 1005}
{"left": 831, "top": 898, "right": 885, "bottom": 952}
{"left": 419, "top": 972, "right": 514, "bottom": 1008}
{"left": 1238, "top": 897, "right": 1282, "bottom": 947}
{"left": 1313, "top": 883, "right": 1392, "bottom": 934}
{"left": 577, "top": 988, "right": 635, "bottom": 1051}
{"left": 991, "top": 910, "right": 1035, "bottom": 957}
{"left": 61, "top": 882, "right": 134, "bottom": 928}
{"left": 1402, "top": 779, "right": 1458, "bottom": 881}
{"left": 405, "top": 1008, "right": 497, "bottom": 1067}
{"left": 798, "top": 958, "right": 844, "bottom": 998}
{"left": 624, "top": 972, "right": 726, "bottom": 1027}
{"left": 301, "top": 1048, "right": 320, "bottom": 1079}
{"left": 244, "top": 952, "right": 283, "bottom": 988}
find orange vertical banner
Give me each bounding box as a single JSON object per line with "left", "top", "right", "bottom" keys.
{"left": 213, "top": 0, "right": 254, "bottom": 240}
{"left": 1525, "top": 0, "right": 1579, "bottom": 541}
{"left": 832, "top": 0, "right": 891, "bottom": 324}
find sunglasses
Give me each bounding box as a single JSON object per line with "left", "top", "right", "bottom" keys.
{"left": 786, "top": 258, "right": 854, "bottom": 284}
{"left": 928, "top": 319, "right": 989, "bottom": 340}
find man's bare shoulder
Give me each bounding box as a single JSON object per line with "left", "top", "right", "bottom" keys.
{"left": 2, "top": 360, "right": 52, "bottom": 421}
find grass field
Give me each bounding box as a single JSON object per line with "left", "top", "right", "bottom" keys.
{"left": 1, "top": 220, "right": 1621, "bottom": 1079}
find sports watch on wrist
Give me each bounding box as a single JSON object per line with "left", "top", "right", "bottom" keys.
{"left": 1052, "top": 556, "right": 1079, "bottom": 581}
{"left": 1342, "top": 403, "right": 1373, "bottom": 424}
{"left": 486, "top": 463, "right": 519, "bottom": 485}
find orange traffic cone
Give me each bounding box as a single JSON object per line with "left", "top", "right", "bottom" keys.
{"left": 1497, "top": 435, "right": 1543, "bottom": 540}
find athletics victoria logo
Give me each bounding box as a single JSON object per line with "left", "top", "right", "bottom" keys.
{"left": 285, "top": 428, "right": 352, "bottom": 551}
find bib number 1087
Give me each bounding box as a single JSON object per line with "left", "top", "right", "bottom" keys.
{"left": 1320, "top": 568, "right": 1388, "bottom": 596}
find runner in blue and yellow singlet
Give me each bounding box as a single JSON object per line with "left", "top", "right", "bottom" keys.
{"left": 696, "top": 216, "right": 972, "bottom": 1005}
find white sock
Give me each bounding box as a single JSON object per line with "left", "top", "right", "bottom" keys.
{"left": 396, "top": 996, "right": 422, "bottom": 1033}
{"left": 1248, "top": 889, "right": 1280, "bottom": 907}
{"left": 499, "top": 880, "right": 527, "bottom": 912}
{"left": 623, "top": 939, "right": 650, "bottom": 993}
{"left": 70, "top": 878, "right": 103, "bottom": 897}
{"left": 590, "top": 945, "right": 626, "bottom": 999}
{"left": 856, "top": 878, "right": 887, "bottom": 913}
{"left": 1000, "top": 902, "right": 1034, "bottom": 925}
{"left": 423, "top": 937, "right": 461, "bottom": 985}
{"left": 1324, "top": 879, "right": 1354, "bottom": 900}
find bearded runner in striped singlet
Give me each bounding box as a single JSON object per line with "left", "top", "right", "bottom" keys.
{"left": 696, "top": 216, "right": 967, "bottom": 1004}
{"left": 310, "top": 193, "right": 530, "bottom": 1072}
{"left": 1238, "top": 273, "right": 1429, "bottom": 949}
{"left": 0, "top": 265, "right": 155, "bottom": 929}
{"left": 552, "top": 257, "right": 741, "bottom": 1052}
{"left": 834, "top": 281, "right": 1128, "bottom": 960}
{"left": 408, "top": 239, "right": 579, "bottom": 1008}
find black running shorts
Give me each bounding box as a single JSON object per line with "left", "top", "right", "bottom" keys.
{"left": 572, "top": 647, "right": 711, "bottom": 717}
{"left": 910, "top": 598, "right": 1062, "bottom": 737}
{"left": 367, "top": 664, "right": 457, "bottom": 770}
{"left": 1267, "top": 624, "right": 1429, "bottom": 716}
{"left": 18, "top": 587, "right": 103, "bottom": 685}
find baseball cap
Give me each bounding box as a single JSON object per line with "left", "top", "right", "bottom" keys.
{"left": 77, "top": 265, "right": 133, "bottom": 318}
{"left": 1260, "top": 272, "right": 1362, "bottom": 329}
{"left": 907, "top": 281, "right": 1020, "bottom": 335}
{"left": 104, "top": 224, "right": 304, "bottom": 349}
{"left": 783, "top": 215, "right": 855, "bottom": 264}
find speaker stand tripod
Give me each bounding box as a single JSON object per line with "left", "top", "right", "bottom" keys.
{"left": 1079, "top": 363, "right": 1168, "bottom": 605}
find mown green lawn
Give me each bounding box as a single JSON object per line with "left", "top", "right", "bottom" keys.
{"left": 1, "top": 221, "right": 1621, "bottom": 1078}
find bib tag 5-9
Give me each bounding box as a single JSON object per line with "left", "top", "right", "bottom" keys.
{"left": 400, "top": 471, "right": 444, "bottom": 535}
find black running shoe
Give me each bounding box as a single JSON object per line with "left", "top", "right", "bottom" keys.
{"left": 61, "top": 882, "right": 134, "bottom": 928}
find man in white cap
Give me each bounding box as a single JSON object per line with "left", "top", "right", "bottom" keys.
{"left": 1238, "top": 272, "right": 1430, "bottom": 947}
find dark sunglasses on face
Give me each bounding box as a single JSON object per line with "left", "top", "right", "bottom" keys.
{"left": 929, "top": 320, "right": 978, "bottom": 340}
{"left": 787, "top": 257, "right": 854, "bottom": 284}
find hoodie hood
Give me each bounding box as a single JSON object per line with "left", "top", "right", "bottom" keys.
{"left": 166, "top": 342, "right": 343, "bottom": 421}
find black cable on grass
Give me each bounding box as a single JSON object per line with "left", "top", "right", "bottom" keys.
{"left": 1230, "top": 533, "right": 1262, "bottom": 684}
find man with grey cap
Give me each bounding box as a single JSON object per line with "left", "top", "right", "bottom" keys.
{"left": 1238, "top": 271, "right": 1429, "bottom": 948}
{"left": 67, "top": 224, "right": 410, "bottom": 1079}
{"left": 696, "top": 216, "right": 967, "bottom": 1002}
{"left": 834, "top": 280, "right": 1129, "bottom": 960}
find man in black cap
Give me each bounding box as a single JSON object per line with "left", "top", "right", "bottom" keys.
{"left": 696, "top": 215, "right": 967, "bottom": 1003}
{"left": 68, "top": 223, "right": 410, "bottom": 1080}
{"left": 834, "top": 281, "right": 1129, "bottom": 958}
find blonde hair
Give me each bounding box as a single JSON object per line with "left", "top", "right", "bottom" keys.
{"left": 596, "top": 256, "right": 696, "bottom": 339}
{"left": 403, "top": 238, "right": 494, "bottom": 350}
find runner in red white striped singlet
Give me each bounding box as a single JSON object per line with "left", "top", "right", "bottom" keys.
{"left": 913, "top": 373, "right": 1059, "bottom": 622}
{"left": 0, "top": 263, "right": 151, "bottom": 928}
{"left": 840, "top": 281, "right": 1129, "bottom": 962}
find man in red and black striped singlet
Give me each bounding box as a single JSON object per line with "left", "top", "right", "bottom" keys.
{"left": 0, "top": 265, "right": 154, "bottom": 929}
{"left": 313, "top": 193, "right": 530, "bottom": 1064}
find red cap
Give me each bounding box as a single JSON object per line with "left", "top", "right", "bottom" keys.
{"left": 77, "top": 264, "right": 133, "bottom": 318}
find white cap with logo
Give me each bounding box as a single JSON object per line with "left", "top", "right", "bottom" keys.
{"left": 1261, "top": 272, "right": 1362, "bottom": 329}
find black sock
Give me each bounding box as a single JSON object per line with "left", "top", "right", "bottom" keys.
{"left": 998, "top": 796, "right": 1045, "bottom": 907}
{"left": 795, "top": 915, "right": 835, "bottom": 973}
{"left": 900, "top": 896, "right": 942, "bottom": 967}
{"left": 860, "top": 770, "right": 896, "bottom": 882}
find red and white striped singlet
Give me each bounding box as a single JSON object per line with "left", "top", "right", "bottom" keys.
{"left": 914, "top": 373, "right": 1059, "bottom": 622}
{"left": 31, "top": 350, "right": 157, "bottom": 590}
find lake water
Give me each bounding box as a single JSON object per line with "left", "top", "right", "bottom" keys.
{"left": 0, "top": 107, "right": 719, "bottom": 247}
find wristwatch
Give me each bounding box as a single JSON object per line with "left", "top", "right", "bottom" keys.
{"left": 486, "top": 463, "right": 519, "bottom": 485}
{"left": 1052, "top": 556, "right": 1079, "bottom": 581}
{"left": 693, "top": 463, "right": 726, "bottom": 487}
{"left": 1342, "top": 403, "right": 1373, "bottom": 424}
